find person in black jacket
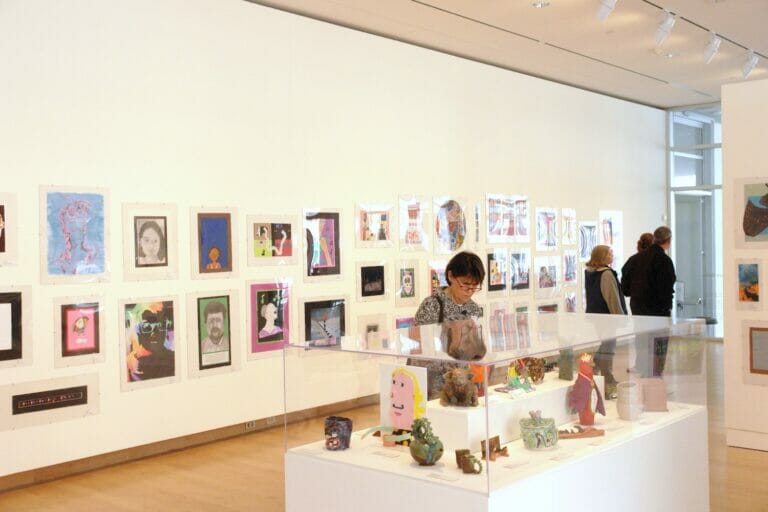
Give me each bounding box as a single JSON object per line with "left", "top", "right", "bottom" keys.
{"left": 620, "top": 232, "right": 653, "bottom": 297}
{"left": 584, "top": 245, "right": 626, "bottom": 398}
{"left": 623, "top": 226, "right": 676, "bottom": 376}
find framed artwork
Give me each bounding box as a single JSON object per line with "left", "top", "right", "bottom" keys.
{"left": 304, "top": 209, "right": 342, "bottom": 281}
{"left": 53, "top": 297, "right": 106, "bottom": 368}
{"left": 40, "top": 186, "right": 109, "bottom": 284}
{"left": 396, "top": 316, "right": 415, "bottom": 329}
{"left": 357, "top": 313, "right": 389, "bottom": 350}
{"left": 398, "top": 196, "right": 429, "bottom": 252}
{"left": 513, "top": 304, "right": 530, "bottom": 349}
{"left": 434, "top": 196, "right": 467, "bottom": 255}
{"left": 193, "top": 209, "right": 237, "bottom": 277}
{"left": 119, "top": 298, "right": 179, "bottom": 391}
{"left": 737, "top": 260, "right": 761, "bottom": 311}
{"left": 737, "top": 179, "right": 768, "bottom": 248}
{"left": 357, "top": 262, "right": 387, "bottom": 302}
{"left": 187, "top": 290, "right": 240, "bottom": 375}
{"left": 563, "top": 250, "right": 578, "bottom": 285}
{"left": 486, "top": 194, "right": 517, "bottom": 244}
{"left": 599, "top": 210, "right": 624, "bottom": 266}
{"left": 356, "top": 203, "right": 394, "bottom": 248}
{"left": 750, "top": 327, "right": 768, "bottom": 375}
{"left": 428, "top": 260, "right": 448, "bottom": 295}
{"left": 534, "top": 256, "right": 560, "bottom": 299}
{"left": 579, "top": 221, "right": 598, "bottom": 262}
{"left": 537, "top": 303, "right": 559, "bottom": 313}
{"left": 248, "top": 280, "right": 290, "bottom": 356}
{"left": 0, "top": 374, "right": 99, "bottom": 431}
{"left": 122, "top": 203, "right": 178, "bottom": 281}
{"left": 301, "top": 297, "right": 347, "bottom": 347}
{"left": 0, "top": 193, "right": 18, "bottom": 266}
{"left": 488, "top": 301, "right": 510, "bottom": 352}
{"left": 510, "top": 249, "right": 531, "bottom": 293}
{"left": 395, "top": 259, "right": 420, "bottom": 308}
{"left": 0, "top": 291, "right": 24, "bottom": 364}
{"left": 487, "top": 249, "right": 508, "bottom": 296}
{"left": 535, "top": 207, "right": 558, "bottom": 252}
{"left": 246, "top": 214, "right": 297, "bottom": 267}
{"left": 561, "top": 208, "right": 578, "bottom": 246}
{"left": 564, "top": 291, "right": 578, "bottom": 313}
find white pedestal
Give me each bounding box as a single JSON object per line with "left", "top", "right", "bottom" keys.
{"left": 285, "top": 403, "right": 708, "bottom": 512}
{"left": 426, "top": 372, "right": 603, "bottom": 450}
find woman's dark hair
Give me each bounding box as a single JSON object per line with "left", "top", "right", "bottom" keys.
{"left": 137, "top": 220, "right": 167, "bottom": 260}
{"left": 445, "top": 251, "right": 485, "bottom": 285}
{"left": 636, "top": 232, "right": 654, "bottom": 252}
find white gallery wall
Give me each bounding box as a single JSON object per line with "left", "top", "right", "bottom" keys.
{"left": 722, "top": 78, "right": 768, "bottom": 450}
{"left": 0, "top": 0, "right": 666, "bottom": 476}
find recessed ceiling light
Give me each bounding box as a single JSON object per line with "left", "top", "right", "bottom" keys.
{"left": 532, "top": 1, "right": 550, "bottom": 8}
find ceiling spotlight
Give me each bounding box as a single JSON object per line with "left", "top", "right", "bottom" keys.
{"left": 655, "top": 11, "right": 676, "bottom": 46}
{"left": 703, "top": 33, "right": 721, "bottom": 64}
{"left": 743, "top": 50, "right": 759, "bottom": 79}
{"left": 597, "top": 0, "right": 618, "bottom": 22}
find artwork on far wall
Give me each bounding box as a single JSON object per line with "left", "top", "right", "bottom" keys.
{"left": 246, "top": 214, "right": 296, "bottom": 267}
{"left": 119, "top": 298, "right": 179, "bottom": 391}
{"left": 488, "top": 301, "right": 510, "bottom": 352}
{"left": 434, "top": 196, "right": 467, "bottom": 255}
{"left": 301, "top": 297, "right": 347, "bottom": 347}
{"left": 53, "top": 297, "right": 106, "bottom": 368}
{"left": 534, "top": 255, "right": 560, "bottom": 299}
{"left": 398, "top": 196, "right": 429, "bottom": 252}
{"left": 565, "top": 291, "right": 577, "bottom": 313}
{"left": 487, "top": 249, "right": 508, "bottom": 296}
{"left": 357, "top": 313, "right": 389, "bottom": 350}
{"left": 0, "top": 193, "right": 18, "bottom": 266}
{"left": 737, "top": 260, "right": 761, "bottom": 311}
{"left": 428, "top": 260, "right": 448, "bottom": 295}
{"left": 737, "top": 179, "right": 768, "bottom": 248}
{"left": 535, "top": 207, "right": 558, "bottom": 252}
{"left": 599, "top": 210, "right": 624, "bottom": 266}
{"left": 304, "top": 209, "right": 341, "bottom": 281}
{"left": 248, "top": 280, "right": 290, "bottom": 357}
{"left": 122, "top": 203, "right": 178, "bottom": 281}
{"left": 356, "top": 203, "right": 394, "bottom": 248}
{"left": 395, "top": 259, "right": 419, "bottom": 308}
{"left": 357, "top": 262, "right": 387, "bottom": 302}
{"left": 193, "top": 209, "right": 237, "bottom": 277}
{"left": 510, "top": 248, "right": 531, "bottom": 293}
{"left": 0, "top": 374, "right": 100, "bottom": 431}
{"left": 39, "top": 186, "right": 109, "bottom": 284}
{"left": 0, "top": 291, "right": 24, "bottom": 364}
{"left": 749, "top": 326, "right": 768, "bottom": 375}
{"left": 486, "top": 193, "right": 517, "bottom": 244}
{"left": 579, "top": 221, "right": 598, "bottom": 262}
{"left": 195, "top": 295, "right": 232, "bottom": 370}
{"left": 563, "top": 250, "right": 578, "bottom": 285}
{"left": 561, "top": 208, "right": 578, "bottom": 246}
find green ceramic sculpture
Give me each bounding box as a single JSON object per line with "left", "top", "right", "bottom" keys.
{"left": 409, "top": 418, "right": 444, "bottom": 466}
{"left": 519, "top": 410, "right": 558, "bottom": 450}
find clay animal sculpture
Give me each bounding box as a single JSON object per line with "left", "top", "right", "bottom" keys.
{"left": 440, "top": 367, "right": 479, "bottom": 407}
{"left": 409, "top": 417, "right": 444, "bottom": 466}
{"left": 525, "top": 357, "right": 546, "bottom": 384}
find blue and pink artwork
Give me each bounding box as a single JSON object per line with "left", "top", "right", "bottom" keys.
{"left": 305, "top": 211, "right": 341, "bottom": 277}
{"left": 198, "top": 213, "right": 232, "bottom": 273}
{"left": 46, "top": 191, "right": 106, "bottom": 276}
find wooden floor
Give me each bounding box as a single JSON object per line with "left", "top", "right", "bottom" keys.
{"left": 1, "top": 340, "right": 767, "bottom": 511}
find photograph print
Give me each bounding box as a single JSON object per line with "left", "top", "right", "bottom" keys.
{"left": 303, "top": 297, "right": 347, "bottom": 347}
{"left": 249, "top": 280, "right": 290, "bottom": 355}
{"left": 246, "top": 215, "right": 296, "bottom": 267}
{"left": 304, "top": 210, "right": 341, "bottom": 280}
{"left": 40, "top": 186, "right": 109, "bottom": 283}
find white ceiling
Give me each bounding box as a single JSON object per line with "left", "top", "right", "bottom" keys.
{"left": 249, "top": 0, "right": 768, "bottom": 108}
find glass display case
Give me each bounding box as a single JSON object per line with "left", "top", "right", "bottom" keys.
{"left": 282, "top": 312, "right": 709, "bottom": 512}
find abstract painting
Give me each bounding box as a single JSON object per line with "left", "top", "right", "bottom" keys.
{"left": 303, "top": 297, "right": 346, "bottom": 347}
{"left": 737, "top": 260, "right": 761, "bottom": 311}
{"left": 121, "top": 299, "right": 177, "bottom": 389}
{"left": 246, "top": 214, "right": 296, "bottom": 267}
{"left": 561, "top": 208, "right": 577, "bottom": 246}
{"left": 487, "top": 249, "right": 508, "bottom": 295}
{"left": 486, "top": 193, "right": 516, "bottom": 244}
{"left": 398, "top": 196, "right": 429, "bottom": 252}
{"left": 579, "top": 221, "right": 598, "bottom": 262}
{"left": 304, "top": 210, "right": 341, "bottom": 280}
{"left": 356, "top": 203, "right": 394, "bottom": 248}
{"left": 738, "top": 180, "right": 768, "bottom": 248}
{"left": 510, "top": 249, "right": 531, "bottom": 292}
{"left": 434, "top": 196, "right": 466, "bottom": 255}
{"left": 358, "top": 263, "right": 386, "bottom": 301}
{"left": 535, "top": 207, "right": 558, "bottom": 252}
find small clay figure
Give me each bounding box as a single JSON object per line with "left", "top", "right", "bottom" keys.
{"left": 440, "top": 367, "right": 479, "bottom": 407}
{"left": 481, "top": 435, "right": 509, "bottom": 461}
{"left": 569, "top": 353, "right": 606, "bottom": 426}
{"left": 525, "top": 357, "right": 546, "bottom": 384}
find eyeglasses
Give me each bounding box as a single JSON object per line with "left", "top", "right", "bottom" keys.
{"left": 137, "top": 320, "right": 171, "bottom": 334}
{"left": 455, "top": 279, "right": 483, "bottom": 292}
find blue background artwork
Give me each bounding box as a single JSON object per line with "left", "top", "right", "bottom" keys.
{"left": 199, "top": 215, "right": 231, "bottom": 272}
{"left": 46, "top": 192, "right": 105, "bottom": 275}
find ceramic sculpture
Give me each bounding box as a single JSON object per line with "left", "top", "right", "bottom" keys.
{"left": 519, "top": 410, "right": 558, "bottom": 450}
{"left": 569, "top": 353, "right": 606, "bottom": 426}
{"left": 409, "top": 417, "right": 444, "bottom": 466}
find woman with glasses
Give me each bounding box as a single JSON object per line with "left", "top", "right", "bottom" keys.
{"left": 412, "top": 251, "right": 486, "bottom": 398}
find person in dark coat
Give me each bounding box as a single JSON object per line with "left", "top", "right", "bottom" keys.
{"left": 622, "top": 226, "right": 676, "bottom": 376}
{"left": 620, "top": 232, "right": 654, "bottom": 297}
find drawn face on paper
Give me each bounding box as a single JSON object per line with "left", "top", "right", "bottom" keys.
{"left": 401, "top": 269, "right": 414, "bottom": 297}
{"left": 390, "top": 371, "right": 415, "bottom": 430}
